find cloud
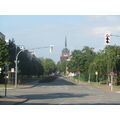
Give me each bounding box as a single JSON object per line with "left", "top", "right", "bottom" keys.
{"left": 92, "top": 26, "right": 120, "bottom": 35}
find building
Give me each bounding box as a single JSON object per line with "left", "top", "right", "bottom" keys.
{"left": 0, "top": 32, "right": 5, "bottom": 39}
{"left": 60, "top": 36, "right": 70, "bottom": 62}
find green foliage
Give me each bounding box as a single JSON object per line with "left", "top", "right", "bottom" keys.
{"left": 57, "top": 61, "right": 67, "bottom": 74}
{"left": 18, "top": 50, "right": 44, "bottom": 77}
{"left": 40, "top": 58, "right": 56, "bottom": 75}
{"left": 67, "top": 46, "right": 96, "bottom": 80}
{"left": 0, "top": 38, "right": 56, "bottom": 83}
{"left": 7, "top": 39, "right": 16, "bottom": 68}
{"left": 0, "top": 38, "right": 9, "bottom": 68}
{"left": 58, "top": 45, "right": 120, "bottom": 85}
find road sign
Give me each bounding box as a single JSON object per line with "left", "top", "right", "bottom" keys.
{"left": 108, "top": 72, "right": 117, "bottom": 76}
{"left": 77, "top": 72, "right": 80, "bottom": 74}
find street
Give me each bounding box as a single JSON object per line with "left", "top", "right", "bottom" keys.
{"left": 4, "top": 77, "right": 120, "bottom": 105}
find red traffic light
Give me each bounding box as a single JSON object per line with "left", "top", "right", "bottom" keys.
{"left": 106, "top": 34, "right": 110, "bottom": 38}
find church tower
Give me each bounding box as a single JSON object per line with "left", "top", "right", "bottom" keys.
{"left": 60, "top": 36, "right": 70, "bottom": 62}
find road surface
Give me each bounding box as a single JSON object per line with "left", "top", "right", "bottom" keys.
{"left": 3, "top": 76, "right": 120, "bottom": 105}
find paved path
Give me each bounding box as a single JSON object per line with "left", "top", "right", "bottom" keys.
{"left": 2, "top": 77, "right": 120, "bottom": 105}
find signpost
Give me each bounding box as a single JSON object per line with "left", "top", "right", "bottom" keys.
{"left": 76, "top": 71, "right": 80, "bottom": 80}
{"left": 108, "top": 72, "right": 117, "bottom": 91}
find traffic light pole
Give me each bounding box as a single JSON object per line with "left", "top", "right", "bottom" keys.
{"left": 110, "top": 34, "right": 120, "bottom": 37}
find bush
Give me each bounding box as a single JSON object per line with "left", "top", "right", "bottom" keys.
{"left": 99, "top": 80, "right": 107, "bottom": 84}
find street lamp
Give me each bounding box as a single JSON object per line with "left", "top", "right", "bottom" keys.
{"left": 4, "top": 39, "right": 10, "bottom": 97}
{"left": 15, "top": 46, "right": 25, "bottom": 88}
{"left": 4, "top": 64, "right": 9, "bottom": 97}
{"left": 14, "top": 44, "right": 54, "bottom": 88}
{"left": 0, "top": 68, "right": 2, "bottom": 74}
{"left": 95, "top": 71, "right": 98, "bottom": 82}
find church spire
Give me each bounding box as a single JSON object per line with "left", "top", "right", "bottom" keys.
{"left": 65, "top": 36, "right": 67, "bottom": 48}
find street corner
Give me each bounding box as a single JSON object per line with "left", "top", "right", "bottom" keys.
{"left": 0, "top": 96, "right": 28, "bottom": 105}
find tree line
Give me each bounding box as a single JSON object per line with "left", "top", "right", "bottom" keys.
{"left": 57, "top": 46, "right": 120, "bottom": 85}
{"left": 0, "top": 38, "right": 56, "bottom": 83}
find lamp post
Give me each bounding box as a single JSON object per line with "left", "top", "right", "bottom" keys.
{"left": 4, "top": 39, "right": 9, "bottom": 97}
{"left": 14, "top": 45, "right": 54, "bottom": 88}
{"left": 95, "top": 71, "right": 98, "bottom": 82}
{"left": 0, "top": 68, "right": 2, "bottom": 74}
{"left": 4, "top": 64, "right": 9, "bottom": 97}
{"left": 15, "top": 47, "right": 25, "bottom": 88}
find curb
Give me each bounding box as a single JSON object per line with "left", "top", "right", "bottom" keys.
{"left": 14, "top": 98, "right": 29, "bottom": 105}
{"left": 0, "top": 97, "right": 29, "bottom": 105}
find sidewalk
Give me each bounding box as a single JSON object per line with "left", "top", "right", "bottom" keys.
{"left": 0, "top": 80, "right": 39, "bottom": 105}
{"left": 66, "top": 77, "right": 120, "bottom": 93}
{"left": 0, "top": 96, "right": 28, "bottom": 105}
{"left": 0, "top": 80, "right": 39, "bottom": 89}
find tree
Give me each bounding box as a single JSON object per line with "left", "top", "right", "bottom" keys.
{"left": 8, "top": 39, "right": 17, "bottom": 68}
{"left": 0, "top": 38, "right": 9, "bottom": 69}
{"left": 40, "top": 58, "right": 56, "bottom": 75}
{"left": 67, "top": 47, "right": 96, "bottom": 80}
{"left": 57, "top": 61, "right": 67, "bottom": 74}
{"left": 18, "top": 50, "right": 44, "bottom": 77}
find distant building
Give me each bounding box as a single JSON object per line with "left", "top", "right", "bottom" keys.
{"left": 0, "top": 32, "right": 5, "bottom": 39}
{"left": 60, "top": 36, "right": 70, "bottom": 62}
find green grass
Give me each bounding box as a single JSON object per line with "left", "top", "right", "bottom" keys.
{"left": 0, "top": 84, "right": 14, "bottom": 88}
{"left": 113, "top": 85, "right": 120, "bottom": 89}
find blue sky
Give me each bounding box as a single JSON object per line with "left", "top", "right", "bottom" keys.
{"left": 1, "top": 15, "right": 120, "bottom": 62}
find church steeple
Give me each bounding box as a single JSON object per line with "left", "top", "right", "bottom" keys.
{"left": 65, "top": 36, "right": 67, "bottom": 48}
{"left": 60, "top": 35, "right": 70, "bottom": 62}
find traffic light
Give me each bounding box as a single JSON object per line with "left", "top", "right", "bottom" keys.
{"left": 49, "top": 45, "right": 54, "bottom": 53}
{"left": 106, "top": 36, "right": 109, "bottom": 43}
{"left": 105, "top": 33, "right": 110, "bottom": 44}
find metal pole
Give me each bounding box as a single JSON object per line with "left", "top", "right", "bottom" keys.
{"left": 111, "top": 75, "right": 113, "bottom": 91}
{"left": 15, "top": 58, "right": 17, "bottom": 88}
{"left": 79, "top": 74, "right": 80, "bottom": 80}
{"left": 5, "top": 77, "right": 7, "bottom": 97}
{"left": 15, "top": 49, "right": 23, "bottom": 88}
{"left": 96, "top": 75, "right": 97, "bottom": 82}
{"left": 88, "top": 73, "right": 91, "bottom": 83}
{"left": 4, "top": 65, "right": 8, "bottom": 97}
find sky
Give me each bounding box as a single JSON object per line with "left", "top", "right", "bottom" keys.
{"left": 1, "top": 15, "right": 120, "bottom": 62}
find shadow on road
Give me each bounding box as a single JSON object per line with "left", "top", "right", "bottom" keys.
{"left": 38, "top": 77, "right": 76, "bottom": 86}
{"left": 18, "top": 93, "right": 89, "bottom": 100}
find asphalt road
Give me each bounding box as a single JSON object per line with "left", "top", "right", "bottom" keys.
{"left": 4, "top": 77, "right": 120, "bottom": 105}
